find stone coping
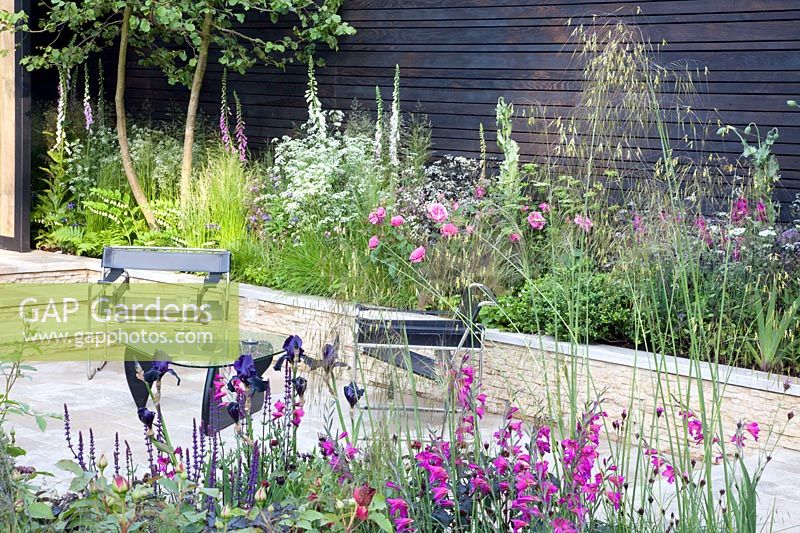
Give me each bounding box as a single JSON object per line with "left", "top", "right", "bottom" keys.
{"left": 1, "top": 249, "right": 797, "bottom": 398}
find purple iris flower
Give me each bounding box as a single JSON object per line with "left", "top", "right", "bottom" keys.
{"left": 227, "top": 402, "right": 242, "bottom": 423}
{"left": 301, "top": 341, "right": 348, "bottom": 373}
{"left": 234, "top": 354, "right": 257, "bottom": 381}
{"left": 293, "top": 377, "right": 308, "bottom": 398}
{"left": 344, "top": 382, "right": 364, "bottom": 408}
{"left": 274, "top": 335, "right": 304, "bottom": 371}
{"left": 231, "top": 354, "right": 267, "bottom": 392}
{"left": 137, "top": 407, "right": 156, "bottom": 429}
{"left": 143, "top": 358, "right": 180, "bottom": 386}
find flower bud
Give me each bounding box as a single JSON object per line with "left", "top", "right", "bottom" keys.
{"left": 221, "top": 503, "right": 233, "bottom": 519}
{"left": 254, "top": 486, "right": 267, "bottom": 505}
{"left": 98, "top": 454, "right": 109, "bottom": 472}
{"left": 111, "top": 475, "right": 129, "bottom": 494}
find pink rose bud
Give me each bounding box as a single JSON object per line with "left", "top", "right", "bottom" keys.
{"left": 368, "top": 236, "right": 380, "bottom": 250}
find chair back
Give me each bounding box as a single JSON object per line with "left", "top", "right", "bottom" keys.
{"left": 456, "top": 283, "right": 496, "bottom": 325}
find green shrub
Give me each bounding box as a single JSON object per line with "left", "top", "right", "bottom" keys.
{"left": 483, "top": 270, "right": 635, "bottom": 344}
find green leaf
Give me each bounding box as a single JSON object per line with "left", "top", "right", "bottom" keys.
{"left": 198, "top": 487, "right": 220, "bottom": 498}
{"left": 6, "top": 445, "right": 26, "bottom": 457}
{"left": 35, "top": 415, "right": 48, "bottom": 432}
{"left": 370, "top": 512, "right": 393, "bottom": 532}
{"left": 28, "top": 502, "right": 55, "bottom": 521}
{"left": 158, "top": 476, "right": 179, "bottom": 493}
{"left": 56, "top": 459, "right": 84, "bottom": 476}
{"left": 68, "top": 473, "right": 92, "bottom": 492}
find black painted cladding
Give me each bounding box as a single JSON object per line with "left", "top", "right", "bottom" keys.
{"left": 123, "top": 0, "right": 800, "bottom": 213}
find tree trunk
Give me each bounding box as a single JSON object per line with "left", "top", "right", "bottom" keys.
{"left": 116, "top": 5, "right": 157, "bottom": 230}
{"left": 179, "top": 11, "right": 213, "bottom": 207}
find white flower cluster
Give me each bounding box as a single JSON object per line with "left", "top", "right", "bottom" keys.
{"left": 267, "top": 111, "right": 376, "bottom": 234}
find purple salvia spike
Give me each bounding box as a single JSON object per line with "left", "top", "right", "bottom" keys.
{"left": 77, "top": 431, "right": 86, "bottom": 470}
{"left": 89, "top": 428, "right": 96, "bottom": 471}
{"left": 144, "top": 425, "right": 156, "bottom": 477}
{"left": 206, "top": 433, "right": 218, "bottom": 529}
{"left": 245, "top": 445, "right": 260, "bottom": 508}
{"left": 125, "top": 440, "right": 133, "bottom": 482}
{"left": 63, "top": 404, "right": 77, "bottom": 461}
{"left": 192, "top": 419, "right": 199, "bottom": 482}
{"left": 113, "top": 432, "right": 120, "bottom": 477}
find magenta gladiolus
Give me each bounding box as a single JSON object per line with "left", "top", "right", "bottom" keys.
{"left": 527, "top": 211, "right": 546, "bottom": 230}
{"left": 509, "top": 232, "right": 521, "bottom": 243}
{"left": 745, "top": 421, "right": 760, "bottom": 441}
{"left": 441, "top": 223, "right": 459, "bottom": 237}
{"left": 427, "top": 202, "right": 449, "bottom": 223}
{"left": 390, "top": 215, "right": 405, "bottom": 227}
{"left": 368, "top": 236, "right": 380, "bottom": 250}
{"left": 409, "top": 246, "right": 426, "bottom": 263}
{"left": 539, "top": 202, "right": 551, "bottom": 213}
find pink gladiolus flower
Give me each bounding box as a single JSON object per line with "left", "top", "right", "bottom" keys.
{"left": 662, "top": 464, "right": 676, "bottom": 484}
{"left": 574, "top": 214, "right": 593, "bottom": 232}
{"left": 475, "top": 186, "right": 486, "bottom": 199}
{"left": 427, "top": 202, "right": 449, "bottom": 223}
{"left": 368, "top": 236, "right": 380, "bottom": 250}
{"left": 368, "top": 207, "right": 386, "bottom": 225}
{"left": 508, "top": 232, "right": 521, "bottom": 243}
{"left": 731, "top": 432, "right": 746, "bottom": 448}
{"left": 390, "top": 215, "right": 405, "bottom": 227}
{"left": 387, "top": 497, "right": 409, "bottom": 518}
{"left": 539, "top": 202, "right": 551, "bottom": 213}
{"left": 272, "top": 400, "right": 285, "bottom": 420}
{"left": 607, "top": 490, "right": 622, "bottom": 510}
{"left": 527, "top": 211, "right": 546, "bottom": 230}
{"left": 745, "top": 421, "right": 760, "bottom": 441}
{"left": 552, "top": 518, "right": 578, "bottom": 533}
{"left": 394, "top": 517, "right": 414, "bottom": 531}
{"left": 345, "top": 443, "right": 360, "bottom": 460}
{"left": 440, "top": 223, "right": 459, "bottom": 237}
{"left": 409, "top": 246, "right": 426, "bottom": 263}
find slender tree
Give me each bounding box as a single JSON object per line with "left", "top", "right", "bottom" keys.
{"left": 139, "top": 0, "right": 354, "bottom": 206}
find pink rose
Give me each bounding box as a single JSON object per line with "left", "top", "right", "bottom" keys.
{"left": 409, "top": 246, "right": 426, "bottom": 263}
{"left": 440, "top": 223, "right": 459, "bottom": 237}
{"left": 508, "top": 233, "right": 521, "bottom": 243}
{"left": 574, "top": 214, "right": 593, "bottom": 232}
{"left": 368, "top": 236, "right": 380, "bottom": 250}
{"left": 538, "top": 202, "right": 551, "bottom": 213}
{"left": 368, "top": 207, "right": 386, "bottom": 225}
{"left": 527, "top": 211, "right": 546, "bottom": 230}
{"left": 475, "top": 186, "right": 486, "bottom": 199}
{"left": 427, "top": 202, "right": 449, "bottom": 223}
{"left": 390, "top": 215, "right": 405, "bottom": 227}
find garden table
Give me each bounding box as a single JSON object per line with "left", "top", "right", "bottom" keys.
{"left": 123, "top": 330, "right": 287, "bottom": 435}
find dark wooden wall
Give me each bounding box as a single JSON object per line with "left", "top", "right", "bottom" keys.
{"left": 124, "top": 0, "right": 800, "bottom": 213}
